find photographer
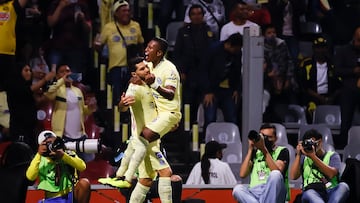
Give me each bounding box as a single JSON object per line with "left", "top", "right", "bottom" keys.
{"left": 26, "top": 130, "right": 91, "bottom": 203}
{"left": 232, "top": 123, "right": 289, "bottom": 203}
{"left": 290, "top": 129, "right": 349, "bottom": 203}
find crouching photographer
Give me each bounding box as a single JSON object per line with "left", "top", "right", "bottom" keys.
{"left": 26, "top": 130, "right": 91, "bottom": 203}
{"left": 290, "top": 129, "right": 349, "bottom": 203}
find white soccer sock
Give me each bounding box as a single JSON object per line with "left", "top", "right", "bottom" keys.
{"left": 124, "top": 136, "right": 148, "bottom": 182}
{"left": 158, "top": 177, "right": 172, "bottom": 203}
{"left": 129, "top": 183, "right": 150, "bottom": 203}
{"left": 116, "top": 141, "right": 134, "bottom": 177}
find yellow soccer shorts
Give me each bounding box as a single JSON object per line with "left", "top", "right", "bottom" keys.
{"left": 146, "top": 111, "right": 181, "bottom": 137}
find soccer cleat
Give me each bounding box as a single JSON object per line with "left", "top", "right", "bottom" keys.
{"left": 98, "top": 177, "right": 117, "bottom": 185}
{"left": 108, "top": 179, "right": 132, "bottom": 188}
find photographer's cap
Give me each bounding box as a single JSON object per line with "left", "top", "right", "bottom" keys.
{"left": 38, "top": 130, "right": 57, "bottom": 144}
{"left": 113, "top": 0, "right": 129, "bottom": 13}
{"left": 205, "top": 140, "right": 227, "bottom": 156}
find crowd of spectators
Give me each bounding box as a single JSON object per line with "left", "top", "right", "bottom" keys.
{"left": 1, "top": 0, "right": 360, "bottom": 191}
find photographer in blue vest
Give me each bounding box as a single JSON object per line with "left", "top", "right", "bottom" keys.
{"left": 232, "top": 123, "right": 289, "bottom": 203}
{"left": 290, "top": 129, "right": 349, "bottom": 203}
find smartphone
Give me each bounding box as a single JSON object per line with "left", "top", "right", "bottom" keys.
{"left": 67, "top": 73, "right": 82, "bottom": 82}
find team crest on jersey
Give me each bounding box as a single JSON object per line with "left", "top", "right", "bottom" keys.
{"left": 112, "top": 35, "right": 121, "bottom": 42}
{"left": 155, "top": 152, "right": 166, "bottom": 165}
{"left": 0, "top": 12, "right": 10, "bottom": 21}
{"left": 156, "top": 77, "right": 162, "bottom": 85}
{"left": 207, "top": 31, "right": 213, "bottom": 38}
{"left": 130, "top": 27, "right": 136, "bottom": 33}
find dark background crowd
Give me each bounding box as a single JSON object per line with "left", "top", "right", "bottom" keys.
{"left": 1, "top": 0, "right": 360, "bottom": 194}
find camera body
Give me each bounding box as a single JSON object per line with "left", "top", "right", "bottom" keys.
{"left": 46, "top": 137, "right": 101, "bottom": 154}
{"left": 303, "top": 138, "right": 318, "bottom": 152}
{"left": 46, "top": 137, "right": 65, "bottom": 152}
{"left": 248, "top": 130, "right": 261, "bottom": 142}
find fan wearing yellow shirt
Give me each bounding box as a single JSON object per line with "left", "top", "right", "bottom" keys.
{"left": 0, "top": 0, "right": 28, "bottom": 90}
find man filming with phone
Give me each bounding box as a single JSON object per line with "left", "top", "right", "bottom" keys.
{"left": 44, "top": 64, "right": 97, "bottom": 162}
{"left": 232, "top": 123, "right": 289, "bottom": 203}
{"left": 290, "top": 129, "right": 349, "bottom": 203}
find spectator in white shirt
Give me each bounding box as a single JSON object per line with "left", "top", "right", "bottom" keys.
{"left": 186, "top": 140, "right": 237, "bottom": 185}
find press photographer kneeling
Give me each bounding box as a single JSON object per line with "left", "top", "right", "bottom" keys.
{"left": 26, "top": 130, "right": 91, "bottom": 203}
{"left": 290, "top": 129, "right": 349, "bottom": 203}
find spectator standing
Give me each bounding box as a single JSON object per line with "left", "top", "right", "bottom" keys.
{"left": 334, "top": 26, "right": 360, "bottom": 149}
{"left": 220, "top": 1, "right": 258, "bottom": 41}
{"left": 173, "top": 4, "right": 216, "bottom": 125}
{"left": 232, "top": 123, "right": 290, "bottom": 203}
{"left": 184, "top": 0, "right": 225, "bottom": 39}
{"left": 26, "top": 130, "right": 91, "bottom": 203}
{"left": 29, "top": 46, "right": 50, "bottom": 84}
{"left": 290, "top": 129, "right": 349, "bottom": 203}
{"left": 47, "top": 0, "right": 92, "bottom": 74}
{"left": 261, "top": 24, "right": 296, "bottom": 123}
{"left": 44, "top": 64, "right": 97, "bottom": 162}
{"left": 266, "top": 0, "right": 306, "bottom": 65}
{"left": 158, "top": 0, "right": 185, "bottom": 38}
{"left": 186, "top": 140, "right": 237, "bottom": 185}
{"left": 298, "top": 37, "right": 342, "bottom": 122}
{"left": 200, "top": 33, "right": 242, "bottom": 135}
{"left": 94, "top": 0, "right": 144, "bottom": 105}
{"left": 6, "top": 62, "right": 55, "bottom": 152}
{"left": 0, "top": 0, "right": 28, "bottom": 90}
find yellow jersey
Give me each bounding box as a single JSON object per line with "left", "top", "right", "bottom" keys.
{"left": 99, "top": 20, "right": 144, "bottom": 69}
{"left": 148, "top": 59, "right": 181, "bottom": 118}
{"left": 0, "top": 1, "right": 17, "bottom": 55}
{"left": 126, "top": 83, "right": 157, "bottom": 137}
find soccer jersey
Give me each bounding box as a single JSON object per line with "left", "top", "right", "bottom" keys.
{"left": 126, "top": 83, "right": 157, "bottom": 137}
{"left": 99, "top": 20, "right": 144, "bottom": 69}
{"left": 0, "top": 1, "right": 18, "bottom": 55}
{"left": 148, "top": 59, "right": 181, "bottom": 119}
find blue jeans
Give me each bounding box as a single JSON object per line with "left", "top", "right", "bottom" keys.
{"left": 232, "top": 170, "right": 287, "bottom": 203}
{"left": 204, "top": 88, "right": 238, "bottom": 129}
{"left": 108, "top": 67, "right": 130, "bottom": 104}
{"left": 302, "top": 182, "right": 350, "bottom": 203}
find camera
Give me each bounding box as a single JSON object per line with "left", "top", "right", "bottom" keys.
{"left": 248, "top": 130, "right": 261, "bottom": 142}
{"left": 302, "top": 139, "right": 318, "bottom": 152}
{"left": 46, "top": 136, "right": 66, "bottom": 152}
{"left": 46, "top": 137, "right": 101, "bottom": 154}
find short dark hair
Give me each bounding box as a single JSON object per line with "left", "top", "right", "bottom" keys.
{"left": 224, "top": 33, "right": 243, "bottom": 47}
{"left": 303, "top": 129, "right": 322, "bottom": 141}
{"left": 151, "top": 37, "right": 168, "bottom": 55}
{"left": 128, "top": 56, "right": 144, "bottom": 72}
{"left": 260, "top": 123, "right": 277, "bottom": 136}
{"left": 56, "top": 63, "right": 68, "bottom": 73}
{"left": 261, "top": 24, "right": 276, "bottom": 35}
{"left": 188, "top": 4, "right": 205, "bottom": 17}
